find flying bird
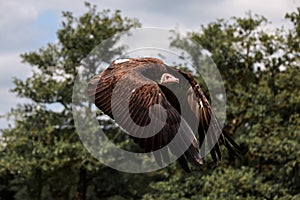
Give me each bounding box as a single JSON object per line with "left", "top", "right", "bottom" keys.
{"left": 87, "top": 57, "right": 239, "bottom": 172}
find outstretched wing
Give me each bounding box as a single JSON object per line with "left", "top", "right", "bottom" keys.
{"left": 174, "top": 68, "right": 240, "bottom": 163}
{"left": 87, "top": 61, "right": 203, "bottom": 171}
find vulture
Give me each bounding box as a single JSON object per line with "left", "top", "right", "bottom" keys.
{"left": 87, "top": 57, "right": 239, "bottom": 172}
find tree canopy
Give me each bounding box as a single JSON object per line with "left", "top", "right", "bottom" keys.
{"left": 0, "top": 3, "right": 299, "bottom": 200}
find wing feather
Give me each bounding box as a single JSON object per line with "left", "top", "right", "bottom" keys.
{"left": 88, "top": 61, "right": 202, "bottom": 171}
{"left": 174, "top": 68, "right": 240, "bottom": 163}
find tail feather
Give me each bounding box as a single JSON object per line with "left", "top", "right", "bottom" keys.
{"left": 178, "top": 155, "right": 191, "bottom": 172}
{"left": 223, "top": 132, "right": 241, "bottom": 152}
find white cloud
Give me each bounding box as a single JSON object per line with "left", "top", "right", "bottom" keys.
{"left": 0, "top": 53, "right": 31, "bottom": 111}
{"left": 1, "top": 0, "right": 297, "bottom": 53}
{"left": 0, "top": 1, "right": 40, "bottom": 52}
{"left": 219, "top": 0, "right": 298, "bottom": 26}
{"left": 0, "top": 1, "right": 38, "bottom": 28}
{"left": 0, "top": 53, "right": 31, "bottom": 130}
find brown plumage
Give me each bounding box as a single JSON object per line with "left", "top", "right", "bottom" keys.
{"left": 87, "top": 57, "right": 240, "bottom": 172}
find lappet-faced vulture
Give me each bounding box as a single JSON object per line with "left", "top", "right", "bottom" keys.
{"left": 88, "top": 57, "right": 239, "bottom": 172}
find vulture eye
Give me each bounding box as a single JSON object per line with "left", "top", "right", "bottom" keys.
{"left": 166, "top": 75, "right": 171, "bottom": 79}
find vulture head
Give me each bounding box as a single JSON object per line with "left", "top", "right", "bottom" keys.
{"left": 160, "top": 73, "right": 179, "bottom": 84}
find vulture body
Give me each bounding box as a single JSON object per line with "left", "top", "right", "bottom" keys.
{"left": 87, "top": 57, "right": 239, "bottom": 172}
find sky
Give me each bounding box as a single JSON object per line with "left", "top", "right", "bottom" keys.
{"left": 0, "top": 0, "right": 299, "bottom": 131}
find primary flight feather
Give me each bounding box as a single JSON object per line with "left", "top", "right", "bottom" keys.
{"left": 87, "top": 57, "right": 239, "bottom": 172}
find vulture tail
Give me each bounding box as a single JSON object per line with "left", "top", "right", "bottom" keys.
{"left": 222, "top": 131, "right": 241, "bottom": 157}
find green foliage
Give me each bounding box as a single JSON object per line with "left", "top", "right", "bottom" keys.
{"left": 148, "top": 11, "right": 300, "bottom": 200}
{"left": 0, "top": 2, "right": 141, "bottom": 200}
{"left": 143, "top": 166, "right": 299, "bottom": 200}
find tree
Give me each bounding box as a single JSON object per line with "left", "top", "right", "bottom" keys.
{"left": 143, "top": 12, "right": 300, "bottom": 199}
{"left": 0, "top": 2, "right": 142, "bottom": 200}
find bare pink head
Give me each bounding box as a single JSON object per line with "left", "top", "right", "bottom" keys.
{"left": 160, "top": 73, "right": 179, "bottom": 84}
